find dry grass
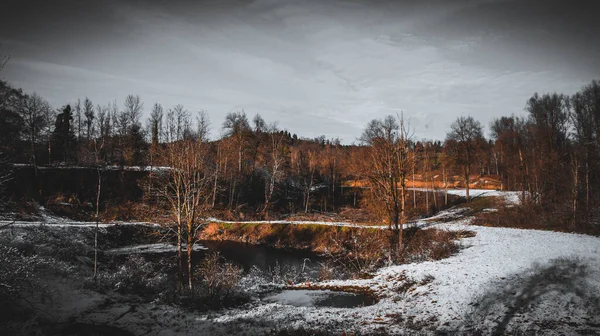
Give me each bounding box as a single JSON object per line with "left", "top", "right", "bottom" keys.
{"left": 201, "top": 222, "right": 370, "bottom": 253}
{"left": 473, "top": 203, "right": 600, "bottom": 236}
{"left": 201, "top": 222, "right": 474, "bottom": 277}
{"left": 402, "top": 228, "right": 467, "bottom": 264}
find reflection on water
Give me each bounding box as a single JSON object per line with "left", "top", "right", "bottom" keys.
{"left": 104, "top": 240, "right": 328, "bottom": 281}
{"left": 263, "top": 289, "right": 376, "bottom": 308}
{"left": 198, "top": 240, "right": 324, "bottom": 275}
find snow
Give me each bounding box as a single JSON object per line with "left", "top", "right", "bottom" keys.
{"left": 0, "top": 207, "right": 161, "bottom": 228}
{"left": 409, "top": 188, "right": 522, "bottom": 204}
{"left": 7, "top": 192, "right": 599, "bottom": 334}
{"left": 176, "top": 216, "right": 600, "bottom": 334}
{"left": 263, "top": 289, "right": 333, "bottom": 307}
{"left": 104, "top": 243, "right": 208, "bottom": 254}
{"left": 206, "top": 217, "right": 388, "bottom": 229}
{"left": 308, "top": 221, "right": 600, "bottom": 334}
{"left": 12, "top": 163, "right": 172, "bottom": 172}
{"left": 0, "top": 220, "right": 161, "bottom": 228}
{"left": 47, "top": 211, "right": 600, "bottom": 335}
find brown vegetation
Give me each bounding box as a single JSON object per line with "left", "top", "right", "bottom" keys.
{"left": 200, "top": 222, "right": 472, "bottom": 276}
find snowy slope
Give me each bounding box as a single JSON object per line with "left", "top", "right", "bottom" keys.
{"left": 174, "top": 221, "right": 600, "bottom": 335}
{"left": 64, "top": 216, "right": 600, "bottom": 335}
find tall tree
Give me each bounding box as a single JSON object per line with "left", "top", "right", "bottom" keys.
{"left": 222, "top": 111, "right": 251, "bottom": 173}
{"left": 51, "top": 105, "right": 76, "bottom": 163}
{"left": 149, "top": 103, "right": 164, "bottom": 147}
{"left": 261, "top": 123, "right": 285, "bottom": 219}
{"left": 19, "top": 93, "right": 50, "bottom": 175}
{"left": 360, "top": 114, "right": 412, "bottom": 231}
{"left": 445, "top": 116, "right": 485, "bottom": 202}
{"left": 526, "top": 93, "right": 570, "bottom": 205}
{"left": 84, "top": 97, "right": 95, "bottom": 141}
{"left": 571, "top": 81, "right": 600, "bottom": 212}
{"left": 161, "top": 137, "right": 211, "bottom": 292}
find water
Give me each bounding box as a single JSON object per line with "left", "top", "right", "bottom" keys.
{"left": 263, "top": 289, "right": 376, "bottom": 308}
{"left": 104, "top": 240, "right": 327, "bottom": 280}
{"left": 103, "top": 240, "right": 376, "bottom": 308}
{"left": 198, "top": 240, "right": 324, "bottom": 276}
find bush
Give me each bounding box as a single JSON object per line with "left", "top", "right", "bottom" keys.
{"left": 94, "top": 254, "right": 170, "bottom": 296}
{"left": 325, "top": 229, "right": 389, "bottom": 277}
{"left": 471, "top": 203, "right": 595, "bottom": 234}
{"left": 0, "top": 244, "right": 46, "bottom": 319}
{"left": 402, "top": 228, "right": 462, "bottom": 264}
{"left": 195, "top": 252, "right": 243, "bottom": 299}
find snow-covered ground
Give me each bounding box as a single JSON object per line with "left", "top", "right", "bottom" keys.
{"left": 6, "top": 191, "right": 598, "bottom": 334}
{"left": 409, "top": 188, "right": 522, "bottom": 205}
{"left": 44, "top": 207, "right": 600, "bottom": 335}
{"left": 0, "top": 206, "right": 161, "bottom": 228}
{"left": 104, "top": 243, "right": 208, "bottom": 254}
{"left": 139, "top": 220, "right": 594, "bottom": 335}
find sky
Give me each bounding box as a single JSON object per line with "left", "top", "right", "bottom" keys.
{"left": 1, "top": 0, "right": 598, "bottom": 143}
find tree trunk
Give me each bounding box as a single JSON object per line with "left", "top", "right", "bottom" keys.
{"left": 432, "top": 178, "right": 437, "bottom": 210}
{"left": 187, "top": 228, "right": 194, "bottom": 292}
{"left": 412, "top": 166, "right": 416, "bottom": 208}
{"left": 177, "top": 220, "right": 183, "bottom": 293}
{"left": 443, "top": 167, "right": 448, "bottom": 206}
{"left": 93, "top": 167, "right": 101, "bottom": 280}
{"left": 585, "top": 159, "right": 589, "bottom": 212}
{"left": 465, "top": 165, "right": 471, "bottom": 202}
{"left": 572, "top": 155, "right": 579, "bottom": 228}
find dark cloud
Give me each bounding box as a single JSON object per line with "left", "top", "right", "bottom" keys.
{"left": 1, "top": 0, "right": 597, "bottom": 142}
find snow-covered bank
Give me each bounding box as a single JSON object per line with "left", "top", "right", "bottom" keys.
{"left": 0, "top": 220, "right": 161, "bottom": 228}
{"left": 408, "top": 188, "right": 521, "bottom": 205}
{"left": 53, "top": 218, "right": 600, "bottom": 335}
{"left": 104, "top": 243, "right": 208, "bottom": 254}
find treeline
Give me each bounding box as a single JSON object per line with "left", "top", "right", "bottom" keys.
{"left": 1, "top": 78, "right": 599, "bottom": 231}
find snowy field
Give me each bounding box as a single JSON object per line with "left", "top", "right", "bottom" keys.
{"left": 4, "top": 191, "right": 599, "bottom": 334}
{"left": 42, "top": 207, "right": 599, "bottom": 335}
{"left": 134, "top": 221, "right": 594, "bottom": 335}
{"left": 408, "top": 188, "right": 522, "bottom": 205}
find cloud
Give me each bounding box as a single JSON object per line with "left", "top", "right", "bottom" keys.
{"left": 1, "top": 0, "right": 596, "bottom": 143}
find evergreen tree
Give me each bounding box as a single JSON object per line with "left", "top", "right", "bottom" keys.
{"left": 51, "top": 105, "right": 76, "bottom": 163}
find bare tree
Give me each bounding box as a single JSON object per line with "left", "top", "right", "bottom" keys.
{"left": 84, "top": 97, "right": 95, "bottom": 141}
{"left": 261, "top": 123, "right": 285, "bottom": 219}
{"left": 149, "top": 103, "right": 164, "bottom": 147}
{"left": 445, "top": 116, "right": 485, "bottom": 202}
{"left": 123, "top": 94, "right": 143, "bottom": 127}
{"left": 172, "top": 104, "right": 188, "bottom": 141}
{"left": 41, "top": 104, "right": 56, "bottom": 164}
{"left": 19, "top": 93, "right": 50, "bottom": 176}
{"left": 165, "top": 108, "right": 176, "bottom": 143}
{"left": 75, "top": 99, "right": 82, "bottom": 140}
{"left": 222, "top": 111, "right": 250, "bottom": 173}
{"left": 360, "top": 114, "right": 412, "bottom": 231}
{"left": 301, "top": 150, "right": 317, "bottom": 213}
{"left": 92, "top": 131, "right": 105, "bottom": 280}
{"left": 196, "top": 110, "right": 210, "bottom": 142}
{"left": 162, "top": 137, "right": 211, "bottom": 292}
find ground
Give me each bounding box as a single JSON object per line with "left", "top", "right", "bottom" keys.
{"left": 2, "top": 190, "right": 599, "bottom": 335}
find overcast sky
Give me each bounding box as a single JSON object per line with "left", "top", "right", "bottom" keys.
{"left": 1, "top": 0, "right": 598, "bottom": 143}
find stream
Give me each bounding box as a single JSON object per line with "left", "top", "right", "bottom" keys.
{"left": 104, "top": 239, "right": 375, "bottom": 308}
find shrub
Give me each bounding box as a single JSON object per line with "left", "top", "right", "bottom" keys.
{"left": 0, "top": 244, "right": 46, "bottom": 319}
{"left": 325, "top": 228, "right": 388, "bottom": 277}
{"left": 402, "top": 228, "right": 462, "bottom": 264}
{"left": 94, "top": 254, "right": 170, "bottom": 295}
{"left": 195, "top": 252, "right": 243, "bottom": 299}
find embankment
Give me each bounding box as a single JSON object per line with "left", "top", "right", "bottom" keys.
{"left": 200, "top": 222, "right": 383, "bottom": 255}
